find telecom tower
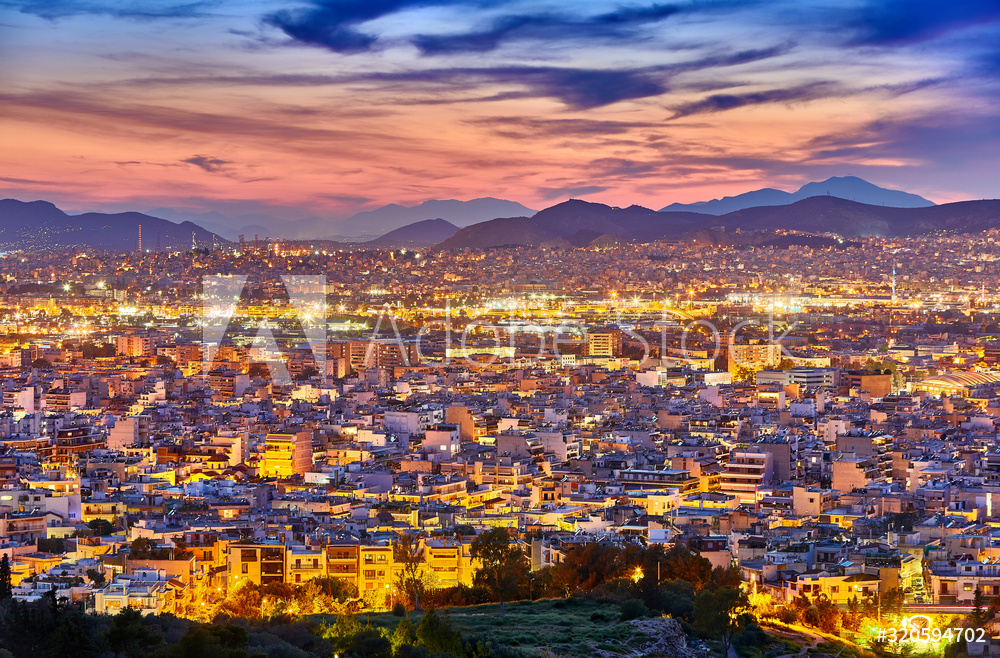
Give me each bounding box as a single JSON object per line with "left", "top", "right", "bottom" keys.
{"left": 891, "top": 265, "right": 896, "bottom": 306}
{"left": 137, "top": 224, "right": 142, "bottom": 253}
{"left": 191, "top": 231, "right": 197, "bottom": 250}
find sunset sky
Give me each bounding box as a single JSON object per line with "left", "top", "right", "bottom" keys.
{"left": 1, "top": 0, "right": 998, "bottom": 223}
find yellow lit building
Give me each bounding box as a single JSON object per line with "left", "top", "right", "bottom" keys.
{"left": 260, "top": 430, "right": 313, "bottom": 478}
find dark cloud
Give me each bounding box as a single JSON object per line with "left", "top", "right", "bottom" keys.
{"left": 263, "top": 0, "right": 476, "bottom": 54}
{"left": 807, "top": 114, "right": 1000, "bottom": 167}
{"left": 467, "top": 116, "right": 663, "bottom": 139}
{"left": 336, "top": 65, "right": 666, "bottom": 108}
{"left": 594, "top": 3, "right": 684, "bottom": 24}
{"left": 668, "top": 82, "right": 837, "bottom": 119}
{"left": 0, "top": 175, "right": 65, "bottom": 186}
{"left": 538, "top": 185, "right": 608, "bottom": 200}
{"left": 93, "top": 44, "right": 788, "bottom": 110}
{"left": 0, "top": 90, "right": 391, "bottom": 155}
{"left": 319, "top": 194, "right": 375, "bottom": 204}
{"left": 850, "top": 0, "right": 1000, "bottom": 45}
{"left": 182, "top": 155, "right": 232, "bottom": 172}
{"left": 5, "top": 0, "right": 212, "bottom": 20}
{"left": 338, "top": 46, "right": 789, "bottom": 109}
{"left": 413, "top": 4, "right": 683, "bottom": 55}
{"left": 261, "top": 1, "right": 692, "bottom": 55}
{"left": 588, "top": 157, "right": 660, "bottom": 177}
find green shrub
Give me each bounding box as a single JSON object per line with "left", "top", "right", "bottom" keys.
{"left": 619, "top": 599, "right": 650, "bottom": 621}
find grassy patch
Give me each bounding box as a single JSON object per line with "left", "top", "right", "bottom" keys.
{"left": 308, "top": 598, "right": 650, "bottom": 656}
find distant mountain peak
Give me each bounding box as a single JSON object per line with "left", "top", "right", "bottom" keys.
{"left": 367, "top": 218, "right": 459, "bottom": 248}
{"left": 660, "top": 176, "right": 934, "bottom": 215}
{"left": 0, "top": 198, "right": 224, "bottom": 251}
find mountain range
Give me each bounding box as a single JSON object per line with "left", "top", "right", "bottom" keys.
{"left": 437, "top": 196, "right": 1000, "bottom": 250}
{"left": 660, "top": 176, "right": 934, "bottom": 215}
{"left": 3, "top": 176, "right": 998, "bottom": 253}
{"left": 147, "top": 197, "right": 535, "bottom": 241}
{"left": 0, "top": 199, "right": 224, "bottom": 252}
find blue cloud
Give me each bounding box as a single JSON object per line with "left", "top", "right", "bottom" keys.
{"left": 340, "top": 46, "right": 790, "bottom": 108}
{"left": 263, "top": 0, "right": 482, "bottom": 54}
{"left": 263, "top": 1, "right": 710, "bottom": 55}
{"left": 538, "top": 185, "right": 608, "bottom": 200}
{"left": 183, "top": 154, "right": 231, "bottom": 172}
{"left": 4, "top": 0, "right": 212, "bottom": 20}
{"left": 668, "top": 82, "right": 837, "bottom": 119}
{"left": 850, "top": 0, "right": 1000, "bottom": 45}
{"left": 413, "top": 4, "right": 684, "bottom": 55}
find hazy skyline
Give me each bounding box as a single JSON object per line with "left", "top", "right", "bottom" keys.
{"left": 1, "top": 0, "right": 998, "bottom": 222}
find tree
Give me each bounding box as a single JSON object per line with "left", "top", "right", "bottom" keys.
{"left": 693, "top": 587, "right": 751, "bottom": 657}
{"left": 88, "top": 519, "right": 114, "bottom": 536}
{"left": 31, "top": 357, "right": 50, "bottom": 369}
{"left": 711, "top": 564, "right": 744, "bottom": 589}
{"left": 470, "top": 528, "right": 524, "bottom": 617}
{"left": 548, "top": 542, "right": 624, "bottom": 596}
{"left": 161, "top": 624, "right": 251, "bottom": 658}
{"left": 105, "top": 607, "right": 162, "bottom": 658}
{"left": 85, "top": 568, "right": 105, "bottom": 587}
{"left": 415, "top": 609, "right": 463, "bottom": 656}
{"left": 777, "top": 358, "right": 796, "bottom": 369}
{"left": 880, "top": 587, "right": 904, "bottom": 616}
{"left": 974, "top": 586, "right": 987, "bottom": 625}
{"left": 659, "top": 544, "right": 713, "bottom": 589}
{"left": 391, "top": 615, "right": 418, "bottom": 654}
{"left": 394, "top": 533, "right": 425, "bottom": 611}
{"left": 0, "top": 555, "right": 11, "bottom": 600}
{"left": 732, "top": 364, "right": 756, "bottom": 384}
{"left": 296, "top": 366, "right": 319, "bottom": 381}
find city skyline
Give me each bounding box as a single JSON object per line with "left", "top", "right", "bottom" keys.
{"left": 1, "top": 0, "right": 998, "bottom": 225}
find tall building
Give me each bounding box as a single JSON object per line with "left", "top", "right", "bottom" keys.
{"left": 260, "top": 430, "right": 313, "bottom": 478}
{"left": 720, "top": 451, "right": 774, "bottom": 504}
{"left": 727, "top": 340, "right": 782, "bottom": 373}
{"left": 586, "top": 328, "right": 622, "bottom": 357}
{"left": 108, "top": 415, "right": 151, "bottom": 450}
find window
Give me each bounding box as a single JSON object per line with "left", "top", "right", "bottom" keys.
{"left": 241, "top": 564, "right": 248, "bottom": 574}
{"left": 965, "top": 584, "right": 974, "bottom": 591}
{"left": 831, "top": 586, "right": 839, "bottom": 594}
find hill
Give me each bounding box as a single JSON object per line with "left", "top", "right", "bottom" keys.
{"left": 145, "top": 197, "right": 536, "bottom": 241}
{"left": 0, "top": 199, "right": 225, "bottom": 251}
{"left": 437, "top": 200, "right": 709, "bottom": 250}
{"left": 318, "top": 197, "right": 536, "bottom": 239}
{"left": 366, "top": 218, "right": 459, "bottom": 248}
{"left": 721, "top": 196, "right": 1000, "bottom": 236}
{"left": 436, "top": 196, "right": 1000, "bottom": 250}
{"left": 660, "top": 175, "right": 934, "bottom": 214}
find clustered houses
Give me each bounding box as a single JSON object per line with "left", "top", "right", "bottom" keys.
{"left": 3, "top": 236, "right": 1000, "bottom": 616}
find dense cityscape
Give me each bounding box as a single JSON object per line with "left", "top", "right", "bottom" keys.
{"left": 1, "top": 229, "right": 1000, "bottom": 655}
{"left": 4, "top": 0, "right": 999, "bottom": 655}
